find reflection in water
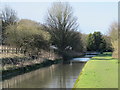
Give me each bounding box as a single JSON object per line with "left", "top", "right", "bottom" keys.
{"left": 2, "top": 62, "right": 86, "bottom": 88}
{"left": 72, "top": 58, "right": 90, "bottom": 62}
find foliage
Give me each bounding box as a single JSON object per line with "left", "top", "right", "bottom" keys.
{"left": 6, "top": 19, "right": 51, "bottom": 55}
{"left": 86, "top": 33, "right": 95, "bottom": 51}
{"left": 87, "top": 32, "right": 107, "bottom": 52}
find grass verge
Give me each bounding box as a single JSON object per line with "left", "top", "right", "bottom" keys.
{"left": 73, "top": 52, "right": 118, "bottom": 88}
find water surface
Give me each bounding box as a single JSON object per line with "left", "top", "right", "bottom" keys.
{"left": 2, "top": 62, "right": 86, "bottom": 88}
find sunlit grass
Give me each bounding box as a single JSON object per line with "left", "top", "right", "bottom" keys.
{"left": 73, "top": 52, "right": 118, "bottom": 88}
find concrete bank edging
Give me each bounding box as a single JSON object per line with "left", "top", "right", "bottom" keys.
{"left": 73, "top": 60, "right": 90, "bottom": 88}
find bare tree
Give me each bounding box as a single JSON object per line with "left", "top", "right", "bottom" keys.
{"left": 108, "top": 22, "right": 118, "bottom": 58}
{"left": 46, "top": 2, "right": 83, "bottom": 59}
{"left": 0, "top": 6, "right": 18, "bottom": 45}
{"left": 109, "top": 22, "right": 118, "bottom": 41}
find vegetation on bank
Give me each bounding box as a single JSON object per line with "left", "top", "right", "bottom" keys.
{"left": 6, "top": 19, "right": 51, "bottom": 55}
{"left": 2, "top": 58, "right": 63, "bottom": 80}
{"left": 73, "top": 52, "right": 118, "bottom": 88}
{"left": 1, "top": 55, "right": 37, "bottom": 70}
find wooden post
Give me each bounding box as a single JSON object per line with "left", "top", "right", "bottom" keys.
{"left": 16, "top": 48, "right": 17, "bottom": 54}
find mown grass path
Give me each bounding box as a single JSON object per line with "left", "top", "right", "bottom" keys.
{"left": 73, "top": 52, "right": 118, "bottom": 88}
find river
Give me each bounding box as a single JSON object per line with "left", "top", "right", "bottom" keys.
{"left": 2, "top": 55, "right": 93, "bottom": 88}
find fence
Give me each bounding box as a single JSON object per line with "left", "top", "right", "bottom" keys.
{"left": 0, "top": 45, "right": 24, "bottom": 54}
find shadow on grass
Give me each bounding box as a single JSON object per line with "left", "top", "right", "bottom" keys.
{"left": 91, "top": 58, "right": 116, "bottom": 60}
{"left": 90, "top": 52, "right": 117, "bottom": 60}
{"left": 97, "top": 54, "right": 112, "bottom": 57}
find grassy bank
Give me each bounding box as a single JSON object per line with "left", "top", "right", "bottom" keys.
{"left": 73, "top": 52, "right": 118, "bottom": 88}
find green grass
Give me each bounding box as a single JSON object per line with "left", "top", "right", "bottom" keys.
{"left": 73, "top": 52, "right": 118, "bottom": 88}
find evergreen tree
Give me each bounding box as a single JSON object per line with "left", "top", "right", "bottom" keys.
{"left": 87, "top": 32, "right": 107, "bottom": 52}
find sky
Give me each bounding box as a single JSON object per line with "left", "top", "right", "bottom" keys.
{"left": 1, "top": 1, "right": 118, "bottom": 34}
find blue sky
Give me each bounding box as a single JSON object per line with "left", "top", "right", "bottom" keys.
{"left": 1, "top": 2, "right": 118, "bottom": 34}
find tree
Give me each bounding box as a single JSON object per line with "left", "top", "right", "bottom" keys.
{"left": 109, "top": 22, "right": 118, "bottom": 41}
{"left": 1, "top": 6, "right": 18, "bottom": 45}
{"left": 87, "top": 32, "right": 107, "bottom": 52}
{"left": 0, "top": 20, "right": 2, "bottom": 45}
{"left": 87, "top": 33, "right": 95, "bottom": 51}
{"left": 46, "top": 2, "right": 83, "bottom": 59}
{"left": 81, "top": 34, "right": 88, "bottom": 52}
{"left": 103, "top": 35, "right": 113, "bottom": 52}
{"left": 109, "top": 22, "right": 118, "bottom": 58}
{"left": 6, "top": 19, "right": 51, "bottom": 55}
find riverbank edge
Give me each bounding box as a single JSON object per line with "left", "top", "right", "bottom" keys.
{"left": 72, "top": 58, "right": 88, "bottom": 88}
{"left": 1, "top": 52, "right": 86, "bottom": 81}
{"left": 72, "top": 52, "right": 118, "bottom": 88}
{"left": 2, "top": 59, "right": 63, "bottom": 81}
